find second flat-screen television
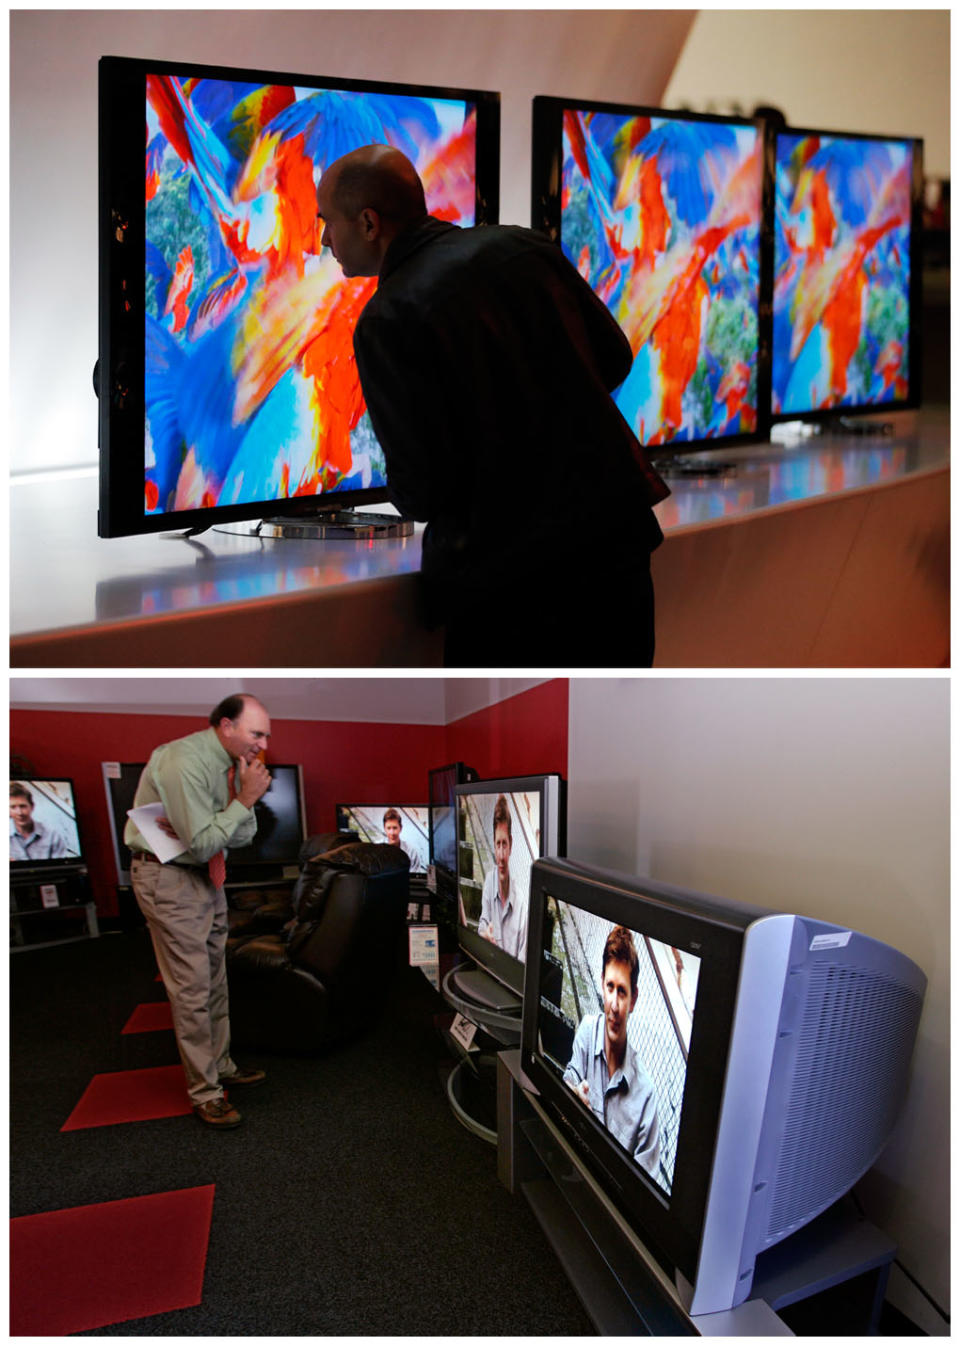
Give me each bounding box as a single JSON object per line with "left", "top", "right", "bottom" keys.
{"left": 452, "top": 773, "right": 565, "bottom": 1010}
{"left": 10, "top": 779, "right": 84, "bottom": 868}
{"left": 532, "top": 96, "right": 768, "bottom": 456}
{"left": 98, "top": 55, "right": 500, "bottom": 536}
{"left": 770, "top": 125, "right": 923, "bottom": 422}
{"left": 335, "top": 803, "right": 429, "bottom": 874}
{"left": 428, "top": 761, "right": 475, "bottom": 901}
{"left": 103, "top": 761, "right": 306, "bottom": 883}
{"left": 522, "top": 857, "right": 926, "bottom": 1317}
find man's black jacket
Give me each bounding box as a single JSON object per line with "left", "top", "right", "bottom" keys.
{"left": 353, "top": 217, "right": 670, "bottom": 615}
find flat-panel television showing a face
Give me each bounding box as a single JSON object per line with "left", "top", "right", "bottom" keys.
{"left": 98, "top": 55, "right": 501, "bottom": 536}
{"left": 104, "top": 761, "right": 305, "bottom": 883}
{"left": 10, "top": 779, "right": 83, "bottom": 868}
{"left": 771, "top": 127, "right": 923, "bottom": 420}
{"left": 532, "top": 96, "right": 768, "bottom": 454}
{"left": 454, "top": 774, "right": 565, "bottom": 1004}
{"left": 335, "top": 803, "right": 429, "bottom": 874}
{"left": 522, "top": 857, "right": 926, "bottom": 1317}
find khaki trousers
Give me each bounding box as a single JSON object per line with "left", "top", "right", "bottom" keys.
{"left": 130, "top": 856, "right": 237, "bottom": 1106}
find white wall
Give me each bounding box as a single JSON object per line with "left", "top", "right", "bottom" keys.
{"left": 567, "top": 676, "right": 949, "bottom": 1332}
{"left": 665, "top": 9, "right": 949, "bottom": 176}
{"left": 10, "top": 8, "right": 692, "bottom": 474}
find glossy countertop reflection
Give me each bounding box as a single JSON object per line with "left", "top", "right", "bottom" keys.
{"left": 9, "top": 408, "right": 949, "bottom": 640}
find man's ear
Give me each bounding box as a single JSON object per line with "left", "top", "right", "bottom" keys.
{"left": 359, "top": 207, "right": 382, "bottom": 241}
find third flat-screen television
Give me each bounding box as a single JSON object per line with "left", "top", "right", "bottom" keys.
{"left": 452, "top": 773, "right": 565, "bottom": 1009}
{"left": 532, "top": 96, "right": 768, "bottom": 456}
{"left": 98, "top": 55, "right": 500, "bottom": 536}
{"left": 770, "top": 125, "right": 923, "bottom": 422}
{"left": 335, "top": 802, "right": 429, "bottom": 874}
{"left": 522, "top": 857, "right": 926, "bottom": 1316}
{"left": 428, "top": 761, "right": 475, "bottom": 901}
{"left": 770, "top": 125, "right": 915, "bottom": 422}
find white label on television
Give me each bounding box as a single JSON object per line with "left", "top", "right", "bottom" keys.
{"left": 810, "top": 931, "right": 852, "bottom": 950}
{"left": 104, "top": 762, "right": 121, "bottom": 779}
{"left": 408, "top": 925, "right": 439, "bottom": 965}
{"left": 40, "top": 884, "right": 60, "bottom": 909}
{"left": 450, "top": 1013, "right": 479, "bottom": 1052}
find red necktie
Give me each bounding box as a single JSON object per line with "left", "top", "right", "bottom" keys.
{"left": 207, "top": 766, "right": 236, "bottom": 888}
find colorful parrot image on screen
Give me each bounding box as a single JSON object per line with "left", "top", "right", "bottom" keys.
{"left": 560, "top": 109, "right": 763, "bottom": 447}
{"left": 772, "top": 134, "right": 913, "bottom": 415}
{"left": 143, "top": 76, "right": 478, "bottom": 515}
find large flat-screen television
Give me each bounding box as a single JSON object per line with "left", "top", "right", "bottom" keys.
{"left": 428, "top": 761, "right": 475, "bottom": 901}
{"left": 104, "top": 760, "right": 305, "bottom": 883}
{"left": 531, "top": 96, "right": 768, "bottom": 457}
{"left": 10, "top": 779, "right": 84, "bottom": 869}
{"left": 98, "top": 55, "right": 500, "bottom": 537}
{"left": 335, "top": 802, "right": 429, "bottom": 874}
{"left": 770, "top": 125, "right": 923, "bottom": 422}
{"left": 522, "top": 857, "right": 926, "bottom": 1317}
{"left": 453, "top": 773, "right": 565, "bottom": 1011}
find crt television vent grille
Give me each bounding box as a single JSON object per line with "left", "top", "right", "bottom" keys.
{"left": 767, "top": 962, "right": 924, "bottom": 1240}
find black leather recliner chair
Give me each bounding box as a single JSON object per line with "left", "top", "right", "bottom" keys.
{"left": 225, "top": 835, "right": 411, "bottom": 1054}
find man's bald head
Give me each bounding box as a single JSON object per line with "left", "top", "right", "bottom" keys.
{"left": 317, "top": 145, "right": 428, "bottom": 277}
{"left": 324, "top": 145, "right": 427, "bottom": 223}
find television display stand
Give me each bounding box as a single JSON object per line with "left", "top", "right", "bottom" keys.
{"left": 439, "top": 962, "right": 522, "bottom": 1144}
{"left": 215, "top": 512, "right": 414, "bottom": 540}
{"left": 497, "top": 1049, "right": 896, "bottom": 1336}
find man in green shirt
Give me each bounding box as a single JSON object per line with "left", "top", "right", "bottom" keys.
{"left": 124, "top": 692, "right": 273, "bottom": 1128}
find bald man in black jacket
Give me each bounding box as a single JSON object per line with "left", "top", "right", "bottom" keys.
{"left": 316, "top": 145, "right": 669, "bottom": 667}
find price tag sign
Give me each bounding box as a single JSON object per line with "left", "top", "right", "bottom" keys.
{"left": 104, "top": 762, "right": 121, "bottom": 779}
{"left": 40, "top": 884, "right": 60, "bottom": 909}
{"left": 450, "top": 1013, "right": 478, "bottom": 1052}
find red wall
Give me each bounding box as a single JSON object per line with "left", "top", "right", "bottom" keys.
{"left": 443, "top": 680, "right": 569, "bottom": 779}
{"left": 10, "top": 681, "right": 569, "bottom": 916}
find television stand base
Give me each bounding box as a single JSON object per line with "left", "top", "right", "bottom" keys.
{"left": 214, "top": 512, "right": 414, "bottom": 540}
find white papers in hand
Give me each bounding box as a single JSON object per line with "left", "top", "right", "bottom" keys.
{"left": 127, "top": 803, "right": 188, "bottom": 863}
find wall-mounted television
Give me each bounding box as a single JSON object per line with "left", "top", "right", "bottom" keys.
{"left": 522, "top": 857, "right": 926, "bottom": 1317}
{"left": 453, "top": 773, "right": 565, "bottom": 1011}
{"left": 532, "top": 96, "right": 769, "bottom": 458}
{"left": 104, "top": 761, "right": 305, "bottom": 883}
{"left": 770, "top": 126, "right": 923, "bottom": 422}
{"left": 10, "top": 779, "right": 84, "bottom": 869}
{"left": 98, "top": 55, "right": 500, "bottom": 537}
{"left": 335, "top": 802, "right": 429, "bottom": 874}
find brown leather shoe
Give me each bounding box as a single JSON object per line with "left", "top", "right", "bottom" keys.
{"left": 194, "top": 1097, "right": 243, "bottom": 1128}
{"left": 219, "top": 1066, "right": 266, "bottom": 1087}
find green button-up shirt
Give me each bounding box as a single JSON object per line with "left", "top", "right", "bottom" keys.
{"left": 123, "top": 727, "right": 257, "bottom": 865}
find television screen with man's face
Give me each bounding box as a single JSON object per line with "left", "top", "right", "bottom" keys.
{"left": 10, "top": 780, "right": 83, "bottom": 866}
{"left": 534, "top": 895, "right": 702, "bottom": 1198}
{"left": 336, "top": 804, "right": 429, "bottom": 874}
{"left": 456, "top": 788, "right": 541, "bottom": 965}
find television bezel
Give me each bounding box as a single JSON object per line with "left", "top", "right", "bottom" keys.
{"left": 531, "top": 93, "right": 772, "bottom": 456}
{"left": 454, "top": 772, "right": 565, "bottom": 998}
{"left": 335, "top": 801, "right": 430, "bottom": 873}
{"left": 521, "top": 856, "right": 755, "bottom": 1286}
{"left": 97, "top": 54, "right": 501, "bottom": 537}
{"left": 428, "top": 761, "right": 472, "bottom": 899}
{"left": 10, "top": 777, "right": 85, "bottom": 871}
{"left": 767, "top": 122, "right": 924, "bottom": 424}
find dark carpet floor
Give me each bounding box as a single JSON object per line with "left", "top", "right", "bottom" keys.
{"left": 10, "top": 931, "right": 595, "bottom": 1336}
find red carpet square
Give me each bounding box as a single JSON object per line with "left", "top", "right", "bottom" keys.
{"left": 10, "top": 1184, "right": 215, "bottom": 1334}
{"left": 62, "top": 1065, "right": 190, "bottom": 1131}
{"left": 122, "top": 1001, "right": 173, "bottom": 1034}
